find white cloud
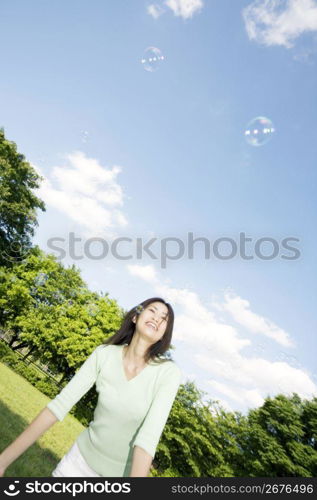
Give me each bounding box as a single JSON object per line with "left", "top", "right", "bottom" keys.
{"left": 165, "top": 0, "right": 203, "bottom": 19}
{"left": 147, "top": 0, "right": 203, "bottom": 20}
{"left": 213, "top": 291, "right": 295, "bottom": 348}
{"left": 33, "top": 152, "right": 128, "bottom": 238}
{"left": 211, "top": 398, "right": 234, "bottom": 413}
{"left": 292, "top": 37, "right": 317, "bottom": 62}
{"left": 206, "top": 379, "right": 265, "bottom": 408}
{"left": 127, "top": 264, "right": 159, "bottom": 283}
{"left": 126, "top": 264, "right": 316, "bottom": 409}
{"left": 156, "top": 285, "right": 251, "bottom": 358}
{"left": 202, "top": 354, "right": 315, "bottom": 402}
{"left": 243, "top": 0, "right": 317, "bottom": 48}
{"left": 147, "top": 3, "right": 165, "bottom": 18}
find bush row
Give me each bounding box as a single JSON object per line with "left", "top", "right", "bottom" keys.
{"left": 0, "top": 340, "right": 97, "bottom": 426}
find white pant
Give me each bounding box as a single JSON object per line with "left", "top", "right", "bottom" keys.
{"left": 52, "top": 441, "right": 101, "bottom": 477}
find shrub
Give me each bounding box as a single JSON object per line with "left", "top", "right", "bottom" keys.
{"left": 0, "top": 340, "right": 95, "bottom": 426}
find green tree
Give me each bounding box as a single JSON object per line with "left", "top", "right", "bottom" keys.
{"left": 0, "top": 247, "right": 123, "bottom": 377}
{"left": 153, "top": 381, "right": 234, "bottom": 476}
{"left": 216, "top": 393, "right": 317, "bottom": 477}
{"left": 301, "top": 396, "right": 317, "bottom": 451}
{"left": 0, "top": 247, "right": 85, "bottom": 347}
{"left": 153, "top": 386, "right": 317, "bottom": 477}
{"left": 0, "top": 129, "right": 45, "bottom": 267}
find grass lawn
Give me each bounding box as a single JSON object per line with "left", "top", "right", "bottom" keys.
{"left": 0, "top": 362, "right": 85, "bottom": 477}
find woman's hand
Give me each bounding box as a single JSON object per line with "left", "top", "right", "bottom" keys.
{"left": 129, "top": 445, "right": 152, "bottom": 477}
{"left": 0, "top": 463, "right": 6, "bottom": 477}
{"left": 0, "top": 407, "right": 58, "bottom": 477}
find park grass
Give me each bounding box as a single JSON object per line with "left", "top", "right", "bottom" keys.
{"left": 0, "top": 362, "right": 85, "bottom": 477}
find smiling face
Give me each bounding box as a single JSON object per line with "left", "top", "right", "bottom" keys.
{"left": 133, "top": 301, "right": 169, "bottom": 343}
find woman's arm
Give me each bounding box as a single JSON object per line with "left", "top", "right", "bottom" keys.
{"left": 0, "top": 407, "right": 58, "bottom": 477}
{"left": 132, "top": 362, "right": 182, "bottom": 460}
{"left": 0, "top": 346, "right": 104, "bottom": 477}
{"left": 129, "top": 364, "right": 182, "bottom": 477}
{"left": 129, "top": 445, "right": 152, "bottom": 477}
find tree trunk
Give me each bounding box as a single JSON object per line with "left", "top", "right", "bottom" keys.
{"left": 9, "top": 334, "right": 19, "bottom": 347}
{"left": 22, "top": 345, "right": 36, "bottom": 360}
{"left": 11, "top": 342, "right": 28, "bottom": 351}
{"left": 59, "top": 367, "right": 74, "bottom": 385}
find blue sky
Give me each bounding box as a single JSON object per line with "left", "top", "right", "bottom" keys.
{"left": 1, "top": 0, "right": 316, "bottom": 414}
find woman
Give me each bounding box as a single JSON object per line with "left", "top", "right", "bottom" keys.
{"left": 0, "top": 297, "right": 182, "bottom": 477}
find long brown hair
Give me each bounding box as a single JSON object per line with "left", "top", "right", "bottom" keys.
{"left": 102, "top": 297, "right": 174, "bottom": 365}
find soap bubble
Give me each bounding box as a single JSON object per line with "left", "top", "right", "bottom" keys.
{"left": 251, "top": 342, "right": 266, "bottom": 356}
{"left": 87, "top": 303, "right": 98, "bottom": 316}
{"left": 275, "top": 351, "right": 288, "bottom": 362}
{"left": 244, "top": 116, "right": 275, "bottom": 146}
{"left": 1, "top": 239, "right": 30, "bottom": 263}
{"left": 81, "top": 131, "right": 89, "bottom": 143}
{"left": 275, "top": 351, "right": 301, "bottom": 369}
{"left": 52, "top": 291, "right": 63, "bottom": 303}
{"left": 35, "top": 273, "right": 48, "bottom": 287}
{"left": 141, "top": 47, "right": 165, "bottom": 72}
{"left": 284, "top": 354, "right": 301, "bottom": 369}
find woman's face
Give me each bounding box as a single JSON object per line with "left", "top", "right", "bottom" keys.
{"left": 134, "top": 301, "right": 169, "bottom": 342}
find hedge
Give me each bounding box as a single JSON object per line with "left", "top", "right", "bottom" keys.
{"left": 0, "top": 340, "right": 97, "bottom": 426}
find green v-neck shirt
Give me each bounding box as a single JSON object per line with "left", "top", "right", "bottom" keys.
{"left": 46, "top": 343, "right": 182, "bottom": 477}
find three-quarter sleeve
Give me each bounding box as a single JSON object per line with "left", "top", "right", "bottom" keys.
{"left": 46, "top": 345, "right": 104, "bottom": 421}
{"left": 132, "top": 361, "right": 182, "bottom": 459}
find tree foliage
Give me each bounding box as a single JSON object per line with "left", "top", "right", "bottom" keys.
{"left": 152, "top": 387, "right": 317, "bottom": 477}
{"left": 0, "top": 129, "right": 45, "bottom": 267}
{"left": 0, "top": 247, "right": 124, "bottom": 377}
